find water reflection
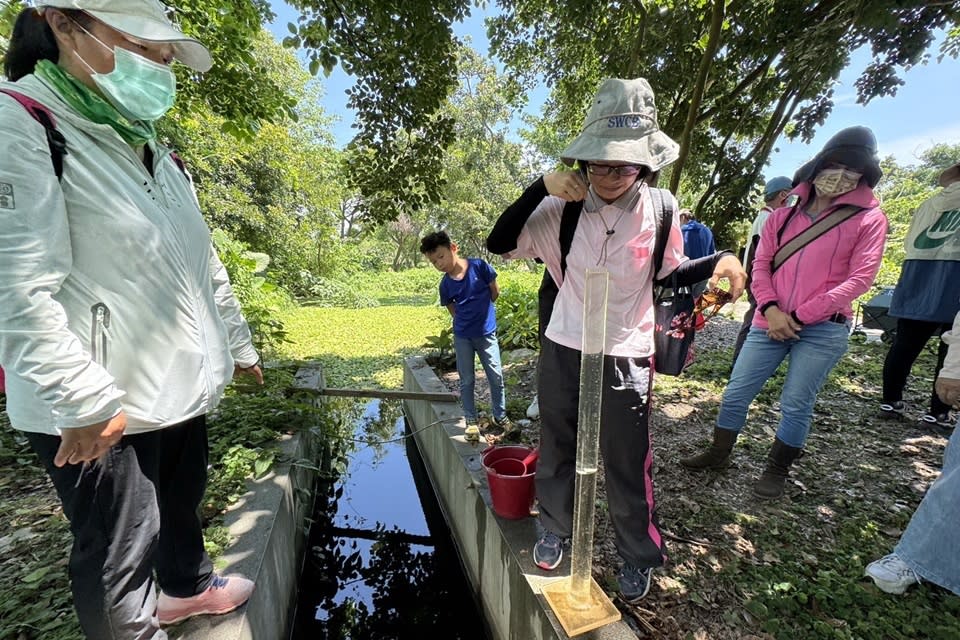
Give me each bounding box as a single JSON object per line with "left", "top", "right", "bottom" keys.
{"left": 292, "top": 400, "right": 487, "bottom": 639}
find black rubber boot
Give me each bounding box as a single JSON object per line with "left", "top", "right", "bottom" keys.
{"left": 680, "top": 427, "right": 738, "bottom": 471}
{"left": 753, "top": 438, "right": 803, "bottom": 499}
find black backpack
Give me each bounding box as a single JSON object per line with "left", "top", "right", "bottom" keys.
{"left": 535, "top": 188, "right": 673, "bottom": 330}
{"left": 557, "top": 188, "right": 674, "bottom": 280}
{"left": 543, "top": 189, "right": 692, "bottom": 375}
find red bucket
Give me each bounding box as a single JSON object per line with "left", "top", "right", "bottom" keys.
{"left": 482, "top": 445, "right": 537, "bottom": 520}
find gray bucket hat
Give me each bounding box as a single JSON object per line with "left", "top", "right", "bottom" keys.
{"left": 42, "top": 0, "right": 212, "bottom": 72}
{"left": 560, "top": 78, "right": 679, "bottom": 171}
{"left": 792, "top": 126, "right": 882, "bottom": 188}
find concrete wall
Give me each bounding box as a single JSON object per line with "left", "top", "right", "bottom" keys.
{"left": 169, "top": 357, "right": 638, "bottom": 640}
{"left": 171, "top": 366, "right": 324, "bottom": 640}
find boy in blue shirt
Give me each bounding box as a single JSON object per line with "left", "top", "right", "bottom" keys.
{"left": 420, "top": 231, "right": 511, "bottom": 442}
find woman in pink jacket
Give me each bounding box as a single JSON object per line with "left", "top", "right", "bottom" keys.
{"left": 681, "top": 126, "right": 888, "bottom": 498}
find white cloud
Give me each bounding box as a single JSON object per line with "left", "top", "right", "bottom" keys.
{"left": 833, "top": 93, "right": 858, "bottom": 107}
{"left": 881, "top": 124, "right": 960, "bottom": 165}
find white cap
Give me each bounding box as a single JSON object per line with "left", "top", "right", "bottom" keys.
{"left": 42, "top": 0, "right": 212, "bottom": 71}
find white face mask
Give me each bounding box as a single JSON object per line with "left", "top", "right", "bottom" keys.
{"left": 813, "top": 168, "right": 862, "bottom": 197}
{"left": 72, "top": 23, "right": 177, "bottom": 122}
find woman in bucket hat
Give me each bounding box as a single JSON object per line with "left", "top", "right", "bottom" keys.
{"left": 681, "top": 126, "right": 889, "bottom": 499}
{"left": 487, "top": 77, "right": 746, "bottom": 602}
{"left": 1, "top": 2, "right": 258, "bottom": 637}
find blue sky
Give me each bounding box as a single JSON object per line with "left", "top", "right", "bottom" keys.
{"left": 266, "top": 2, "right": 960, "bottom": 184}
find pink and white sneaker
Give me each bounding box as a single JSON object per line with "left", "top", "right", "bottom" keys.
{"left": 157, "top": 575, "right": 255, "bottom": 626}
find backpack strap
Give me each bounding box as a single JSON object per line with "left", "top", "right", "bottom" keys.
{"left": 0, "top": 89, "right": 67, "bottom": 181}
{"left": 650, "top": 187, "right": 674, "bottom": 279}
{"left": 558, "top": 199, "right": 585, "bottom": 278}
{"left": 170, "top": 151, "right": 190, "bottom": 179}
{"left": 559, "top": 187, "right": 675, "bottom": 280}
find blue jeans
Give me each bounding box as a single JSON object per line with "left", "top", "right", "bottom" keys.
{"left": 717, "top": 322, "right": 849, "bottom": 448}
{"left": 454, "top": 332, "right": 506, "bottom": 421}
{"left": 895, "top": 422, "right": 960, "bottom": 595}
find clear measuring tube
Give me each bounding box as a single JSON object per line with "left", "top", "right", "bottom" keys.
{"left": 569, "top": 267, "right": 609, "bottom": 603}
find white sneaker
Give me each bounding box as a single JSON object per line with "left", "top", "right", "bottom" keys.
{"left": 526, "top": 395, "right": 540, "bottom": 420}
{"left": 865, "top": 553, "right": 921, "bottom": 594}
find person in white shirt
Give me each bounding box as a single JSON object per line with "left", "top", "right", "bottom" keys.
{"left": 732, "top": 176, "right": 793, "bottom": 365}
{"left": 487, "top": 77, "right": 745, "bottom": 602}
{"left": 1, "top": 2, "right": 260, "bottom": 636}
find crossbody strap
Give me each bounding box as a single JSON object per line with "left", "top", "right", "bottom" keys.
{"left": 771, "top": 205, "right": 863, "bottom": 274}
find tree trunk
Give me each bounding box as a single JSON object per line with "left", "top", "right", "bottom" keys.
{"left": 669, "top": 0, "right": 725, "bottom": 194}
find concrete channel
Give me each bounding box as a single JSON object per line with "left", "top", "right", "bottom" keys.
{"left": 171, "top": 359, "right": 638, "bottom": 639}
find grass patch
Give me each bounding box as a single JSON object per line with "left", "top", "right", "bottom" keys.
{"left": 277, "top": 305, "right": 445, "bottom": 388}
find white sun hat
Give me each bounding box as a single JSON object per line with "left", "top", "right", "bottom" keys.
{"left": 560, "top": 77, "right": 680, "bottom": 171}
{"left": 42, "top": 0, "right": 212, "bottom": 72}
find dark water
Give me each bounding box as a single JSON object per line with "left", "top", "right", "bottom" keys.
{"left": 291, "top": 399, "right": 488, "bottom": 639}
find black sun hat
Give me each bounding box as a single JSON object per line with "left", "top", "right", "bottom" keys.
{"left": 792, "top": 126, "right": 883, "bottom": 188}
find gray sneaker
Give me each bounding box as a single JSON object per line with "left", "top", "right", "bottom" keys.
{"left": 533, "top": 531, "right": 565, "bottom": 571}
{"left": 618, "top": 563, "right": 654, "bottom": 603}
{"left": 865, "top": 553, "right": 921, "bottom": 594}
{"left": 464, "top": 418, "right": 480, "bottom": 443}
{"left": 494, "top": 415, "right": 519, "bottom": 440}
{"left": 878, "top": 401, "right": 905, "bottom": 421}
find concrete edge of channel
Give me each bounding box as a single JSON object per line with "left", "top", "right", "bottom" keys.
{"left": 402, "top": 355, "right": 637, "bottom": 640}
{"left": 171, "top": 364, "right": 325, "bottom": 640}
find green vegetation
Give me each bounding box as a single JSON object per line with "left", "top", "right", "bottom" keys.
{"left": 1, "top": 266, "right": 958, "bottom": 639}
{"left": 645, "top": 329, "right": 958, "bottom": 640}
{"left": 1, "top": 2, "right": 959, "bottom": 637}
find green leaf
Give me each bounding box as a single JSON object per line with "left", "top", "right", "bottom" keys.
{"left": 22, "top": 566, "right": 51, "bottom": 584}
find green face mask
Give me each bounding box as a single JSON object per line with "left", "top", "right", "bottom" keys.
{"left": 73, "top": 24, "right": 177, "bottom": 123}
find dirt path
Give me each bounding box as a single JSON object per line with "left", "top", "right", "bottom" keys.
{"left": 437, "top": 313, "right": 953, "bottom": 639}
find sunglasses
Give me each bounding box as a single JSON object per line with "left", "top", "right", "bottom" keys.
{"left": 693, "top": 287, "right": 734, "bottom": 320}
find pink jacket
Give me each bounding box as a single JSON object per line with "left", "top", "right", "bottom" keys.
{"left": 751, "top": 182, "right": 888, "bottom": 329}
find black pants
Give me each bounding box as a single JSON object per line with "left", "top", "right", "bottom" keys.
{"left": 27, "top": 415, "right": 213, "bottom": 639}
{"left": 537, "top": 338, "right": 664, "bottom": 569}
{"left": 732, "top": 287, "right": 757, "bottom": 367}
{"left": 882, "top": 318, "right": 951, "bottom": 415}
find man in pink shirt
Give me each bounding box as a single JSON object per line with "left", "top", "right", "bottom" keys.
{"left": 681, "top": 126, "right": 888, "bottom": 499}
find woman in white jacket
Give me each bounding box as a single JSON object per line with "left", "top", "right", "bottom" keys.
{"left": 1, "top": 2, "right": 261, "bottom": 637}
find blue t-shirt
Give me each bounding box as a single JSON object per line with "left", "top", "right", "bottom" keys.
{"left": 440, "top": 258, "right": 497, "bottom": 338}
{"left": 681, "top": 220, "right": 716, "bottom": 259}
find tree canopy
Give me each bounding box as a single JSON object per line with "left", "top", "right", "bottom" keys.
{"left": 488, "top": 0, "right": 960, "bottom": 242}
{"left": 285, "top": 0, "right": 960, "bottom": 243}
{"left": 0, "top": 0, "right": 293, "bottom": 137}
{"left": 283, "top": 0, "right": 475, "bottom": 225}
